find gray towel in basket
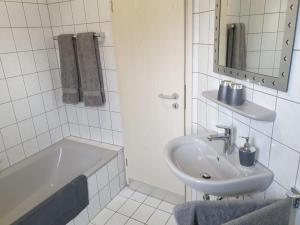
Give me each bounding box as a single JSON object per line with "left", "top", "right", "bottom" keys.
{"left": 174, "top": 198, "right": 292, "bottom": 225}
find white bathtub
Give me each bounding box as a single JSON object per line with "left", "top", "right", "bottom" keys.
{"left": 0, "top": 138, "right": 121, "bottom": 225}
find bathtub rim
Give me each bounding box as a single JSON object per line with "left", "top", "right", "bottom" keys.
{"left": 65, "top": 137, "right": 123, "bottom": 177}
{"left": 0, "top": 137, "right": 123, "bottom": 225}
{"left": 0, "top": 137, "right": 123, "bottom": 179}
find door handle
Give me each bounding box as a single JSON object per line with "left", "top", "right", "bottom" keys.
{"left": 158, "top": 93, "right": 179, "bottom": 100}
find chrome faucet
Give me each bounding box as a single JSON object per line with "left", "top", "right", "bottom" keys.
{"left": 208, "top": 125, "right": 233, "bottom": 155}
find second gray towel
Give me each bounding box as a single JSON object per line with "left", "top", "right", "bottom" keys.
{"left": 174, "top": 199, "right": 291, "bottom": 225}
{"left": 58, "top": 34, "right": 80, "bottom": 104}
{"left": 76, "top": 32, "right": 106, "bottom": 107}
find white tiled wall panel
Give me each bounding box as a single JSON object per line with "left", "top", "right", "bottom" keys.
{"left": 0, "top": 0, "right": 123, "bottom": 172}
{"left": 191, "top": 0, "right": 300, "bottom": 199}
{"left": 47, "top": 0, "right": 123, "bottom": 147}
{"left": 0, "top": 0, "right": 69, "bottom": 172}
{"left": 68, "top": 150, "right": 127, "bottom": 225}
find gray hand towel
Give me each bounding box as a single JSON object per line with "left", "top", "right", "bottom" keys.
{"left": 76, "top": 32, "right": 106, "bottom": 107}
{"left": 58, "top": 34, "right": 80, "bottom": 104}
{"left": 174, "top": 199, "right": 292, "bottom": 225}
{"left": 232, "top": 23, "right": 246, "bottom": 70}
{"left": 226, "top": 24, "right": 234, "bottom": 68}
{"left": 226, "top": 23, "right": 246, "bottom": 70}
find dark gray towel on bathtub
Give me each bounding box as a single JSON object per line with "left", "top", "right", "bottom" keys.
{"left": 12, "top": 175, "right": 89, "bottom": 225}
{"left": 76, "top": 32, "right": 106, "bottom": 107}
{"left": 58, "top": 34, "right": 80, "bottom": 104}
{"left": 174, "top": 199, "right": 291, "bottom": 225}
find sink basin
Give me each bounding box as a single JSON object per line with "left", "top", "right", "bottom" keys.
{"left": 165, "top": 135, "right": 273, "bottom": 196}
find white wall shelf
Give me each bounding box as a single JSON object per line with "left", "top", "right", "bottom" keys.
{"left": 202, "top": 90, "right": 276, "bottom": 122}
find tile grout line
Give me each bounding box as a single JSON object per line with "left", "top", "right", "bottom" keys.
{"left": 100, "top": 188, "right": 174, "bottom": 225}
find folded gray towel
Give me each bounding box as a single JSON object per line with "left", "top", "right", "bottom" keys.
{"left": 76, "top": 32, "right": 106, "bottom": 107}
{"left": 58, "top": 34, "right": 80, "bottom": 104}
{"left": 174, "top": 199, "right": 292, "bottom": 225}
{"left": 226, "top": 24, "right": 234, "bottom": 68}
{"left": 232, "top": 23, "right": 246, "bottom": 70}
{"left": 12, "top": 175, "right": 89, "bottom": 225}
{"left": 226, "top": 23, "right": 246, "bottom": 70}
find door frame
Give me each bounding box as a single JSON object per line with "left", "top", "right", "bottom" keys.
{"left": 183, "top": 0, "right": 194, "bottom": 201}
{"left": 184, "top": 0, "right": 193, "bottom": 136}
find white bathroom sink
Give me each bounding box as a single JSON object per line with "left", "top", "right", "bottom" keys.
{"left": 165, "top": 135, "right": 273, "bottom": 196}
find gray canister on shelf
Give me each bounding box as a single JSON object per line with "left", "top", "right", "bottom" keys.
{"left": 227, "top": 83, "right": 245, "bottom": 106}
{"left": 239, "top": 137, "right": 256, "bottom": 167}
{"left": 218, "top": 80, "right": 232, "bottom": 103}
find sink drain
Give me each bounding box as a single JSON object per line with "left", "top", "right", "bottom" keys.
{"left": 201, "top": 172, "right": 211, "bottom": 179}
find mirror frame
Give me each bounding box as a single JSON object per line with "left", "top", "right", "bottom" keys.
{"left": 213, "top": 0, "right": 299, "bottom": 92}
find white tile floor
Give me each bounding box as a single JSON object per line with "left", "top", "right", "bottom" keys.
{"left": 89, "top": 187, "right": 177, "bottom": 225}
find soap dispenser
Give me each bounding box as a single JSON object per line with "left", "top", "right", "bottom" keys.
{"left": 239, "top": 137, "right": 256, "bottom": 167}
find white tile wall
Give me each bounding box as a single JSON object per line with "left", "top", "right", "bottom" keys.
{"left": 0, "top": 0, "right": 69, "bottom": 172}
{"left": 0, "top": 0, "right": 123, "bottom": 172}
{"left": 47, "top": 0, "right": 123, "bottom": 147}
{"left": 191, "top": 0, "right": 300, "bottom": 199}
{"left": 67, "top": 151, "right": 126, "bottom": 225}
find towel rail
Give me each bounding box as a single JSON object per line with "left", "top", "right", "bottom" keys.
{"left": 287, "top": 187, "right": 300, "bottom": 208}
{"left": 53, "top": 32, "right": 105, "bottom": 40}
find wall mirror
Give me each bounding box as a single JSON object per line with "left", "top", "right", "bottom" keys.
{"left": 214, "top": 0, "right": 299, "bottom": 91}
